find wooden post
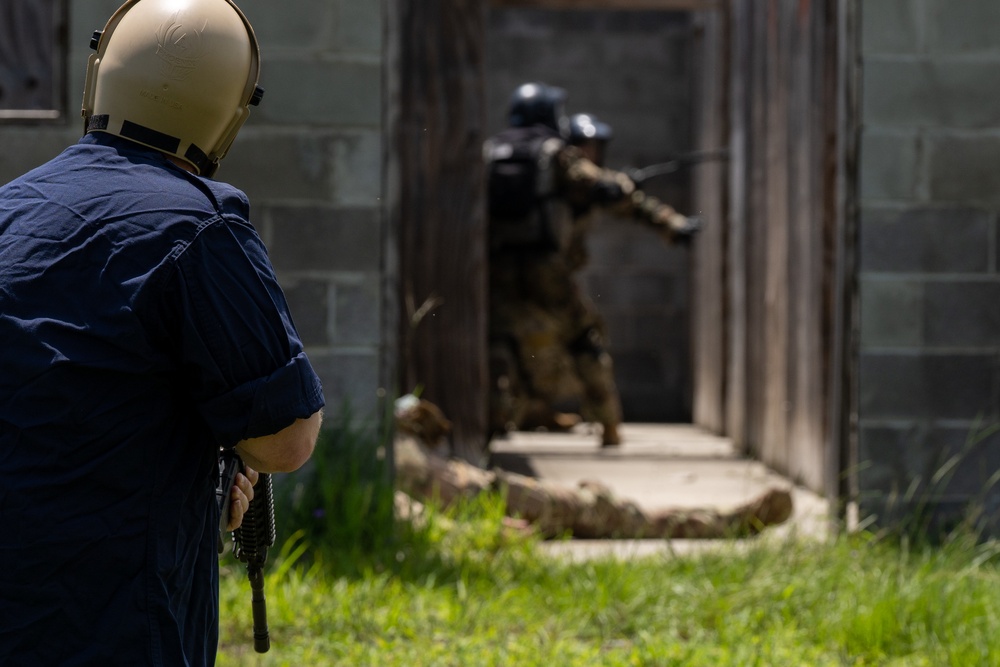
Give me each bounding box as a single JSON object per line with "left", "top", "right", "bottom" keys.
{"left": 690, "top": 3, "right": 730, "bottom": 434}
{"left": 387, "top": 0, "right": 491, "bottom": 464}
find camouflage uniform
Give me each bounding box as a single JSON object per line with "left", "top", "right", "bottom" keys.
{"left": 489, "top": 142, "right": 691, "bottom": 446}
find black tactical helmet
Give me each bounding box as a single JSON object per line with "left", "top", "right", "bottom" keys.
{"left": 567, "top": 113, "right": 613, "bottom": 144}
{"left": 568, "top": 113, "right": 613, "bottom": 166}
{"left": 508, "top": 82, "right": 568, "bottom": 136}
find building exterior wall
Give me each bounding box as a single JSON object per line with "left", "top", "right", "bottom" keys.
{"left": 486, "top": 9, "right": 697, "bottom": 422}
{"left": 0, "top": 0, "right": 387, "bottom": 423}
{"left": 857, "top": 0, "right": 1000, "bottom": 532}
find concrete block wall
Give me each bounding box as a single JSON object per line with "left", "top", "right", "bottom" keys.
{"left": 486, "top": 9, "right": 697, "bottom": 421}
{"left": 858, "top": 0, "right": 1000, "bottom": 529}
{"left": 0, "top": 0, "right": 386, "bottom": 423}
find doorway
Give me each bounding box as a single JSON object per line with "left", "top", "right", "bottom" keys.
{"left": 485, "top": 8, "right": 700, "bottom": 422}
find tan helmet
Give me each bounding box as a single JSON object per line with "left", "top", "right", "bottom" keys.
{"left": 81, "top": 0, "right": 264, "bottom": 177}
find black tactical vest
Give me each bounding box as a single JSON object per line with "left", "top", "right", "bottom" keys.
{"left": 484, "top": 125, "right": 565, "bottom": 254}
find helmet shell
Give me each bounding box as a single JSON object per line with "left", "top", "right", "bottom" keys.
{"left": 82, "top": 0, "right": 262, "bottom": 176}
{"left": 567, "top": 113, "right": 613, "bottom": 166}
{"left": 507, "top": 82, "right": 568, "bottom": 137}
{"left": 567, "top": 113, "right": 613, "bottom": 144}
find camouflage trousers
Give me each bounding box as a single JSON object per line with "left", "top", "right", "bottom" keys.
{"left": 489, "top": 253, "right": 622, "bottom": 442}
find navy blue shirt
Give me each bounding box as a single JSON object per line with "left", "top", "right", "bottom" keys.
{"left": 0, "top": 133, "right": 325, "bottom": 665}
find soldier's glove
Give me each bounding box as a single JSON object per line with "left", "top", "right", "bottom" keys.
{"left": 591, "top": 172, "right": 634, "bottom": 204}
{"left": 657, "top": 209, "right": 703, "bottom": 245}
{"left": 592, "top": 180, "right": 625, "bottom": 204}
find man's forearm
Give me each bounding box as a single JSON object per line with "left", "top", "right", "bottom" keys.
{"left": 236, "top": 410, "right": 322, "bottom": 473}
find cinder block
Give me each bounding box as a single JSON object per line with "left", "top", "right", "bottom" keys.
{"left": 487, "top": 8, "right": 558, "bottom": 37}
{"left": 331, "top": 277, "right": 382, "bottom": 345}
{"left": 862, "top": 61, "right": 927, "bottom": 127}
{"left": 71, "top": 0, "right": 120, "bottom": 20}
{"left": 584, "top": 273, "right": 676, "bottom": 309}
{"left": 928, "top": 135, "right": 1000, "bottom": 205}
{"left": 268, "top": 207, "right": 380, "bottom": 272}
{"left": 863, "top": 59, "right": 1000, "bottom": 129}
{"left": 995, "top": 219, "right": 1000, "bottom": 273}
{"left": 605, "top": 10, "right": 688, "bottom": 34}
{"left": 603, "top": 27, "right": 689, "bottom": 71}
{"left": 258, "top": 59, "right": 381, "bottom": 126}
{"left": 620, "top": 384, "right": 690, "bottom": 423}
{"left": 859, "top": 130, "right": 920, "bottom": 201}
{"left": 861, "top": 0, "right": 922, "bottom": 55}
{"left": 336, "top": 0, "right": 382, "bottom": 55}
{"left": 858, "top": 423, "right": 1000, "bottom": 508}
{"left": 282, "top": 279, "right": 331, "bottom": 347}
{"left": 926, "top": 0, "right": 1000, "bottom": 55}
{"left": 240, "top": 0, "right": 332, "bottom": 49}
{"left": 859, "top": 206, "right": 992, "bottom": 272}
{"left": 859, "top": 352, "right": 996, "bottom": 420}
{"left": 0, "top": 129, "right": 77, "bottom": 186}
{"left": 606, "top": 309, "right": 683, "bottom": 354}
{"left": 859, "top": 278, "right": 924, "bottom": 348}
{"left": 332, "top": 131, "right": 381, "bottom": 206}
{"left": 858, "top": 492, "right": 1000, "bottom": 541}
{"left": 586, "top": 219, "right": 683, "bottom": 267}
{"left": 639, "top": 313, "right": 687, "bottom": 359}
{"left": 541, "top": 33, "right": 608, "bottom": 70}
{"left": 610, "top": 350, "right": 664, "bottom": 384}
{"left": 600, "top": 109, "right": 693, "bottom": 160}
{"left": 69, "top": 1, "right": 123, "bottom": 102}
{"left": 222, "top": 132, "right": 334, "bottom": 203}
{"left": 924, "top": 281, "right": 1000, "bottom": 347}
{"left": 308, "top": 350, "right": 382, "bottom": 420}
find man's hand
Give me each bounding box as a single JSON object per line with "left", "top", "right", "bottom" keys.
{"left": 227, "top": 465, "right": 259, "bottom": 531}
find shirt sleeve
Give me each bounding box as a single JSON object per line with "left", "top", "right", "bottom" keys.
{"left": 164, "top": 214, "right": 324, "bottom": 446}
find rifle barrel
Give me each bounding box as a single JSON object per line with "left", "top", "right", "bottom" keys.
{"left": 628, "top": 148, "right": 731, "bottom": 184}
{"left": 248, "top": 565, "right": 270, "bottom": 653}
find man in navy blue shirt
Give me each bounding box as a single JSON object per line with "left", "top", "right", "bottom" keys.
{"left": 0, "top": 1, "right": 324, "bottom": 664}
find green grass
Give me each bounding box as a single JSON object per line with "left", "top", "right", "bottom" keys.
{"left": 219, "top": 491, "right": 1000, "bottom": 667}
{"left": 218, "top": 412, "right": 1000, "bottom": 665}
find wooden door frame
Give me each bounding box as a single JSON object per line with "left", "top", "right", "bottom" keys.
{"left": 382, "top": 0, "right": 859, "bottom": 493}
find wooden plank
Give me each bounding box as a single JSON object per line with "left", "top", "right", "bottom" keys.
{"left": 759, "top": 0, "right": 791, "bottom": 469}
{"left": 691, "top": 8, "right": 729, "bottom": 433}
{"left": 826, "top": 0, "right": 861, "bottom": 507}
{"left": 490, "top": 0, "right": 721, "bottom": 10}
{"left": 391, "top": 0, "right": 490, "bottom": 465}
{"left": 725, "top": 0, "right": 752, "bottom": 453}
{"left": 787, "top": 0, "right": 826, "bottom": 491}
{"left": 710, "top": 0, "right": 849, "bottom": 496}
{"left": 744, "top": 0, "right": 770, "bottom": 455}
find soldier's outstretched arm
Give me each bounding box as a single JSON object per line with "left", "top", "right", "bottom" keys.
{"left": 608, "top": 172, "right": 703, "bottom": 245}
{"left": 647, "top": 203, "right": 702, "bottom": 245}
{"left": 558, "top": 146, "right": 702, "bottom": 244}
{"left": 558, "top": 145, "right": 636, "bottom": 209}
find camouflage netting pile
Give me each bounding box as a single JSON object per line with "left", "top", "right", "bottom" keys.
{"left": 392, "top": 397, "right": 793, "bottom": 540}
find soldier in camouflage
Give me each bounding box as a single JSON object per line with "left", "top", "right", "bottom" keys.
{"left": 487, "top": 83, "right": 701, "bottom": 447}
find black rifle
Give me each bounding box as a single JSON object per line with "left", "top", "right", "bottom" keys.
{"left": 625, "top": 148, "right": 730, "bottom": 185}
{"left": 217, "top": 449, "right": 276, "bottom": 654}
{"left": 217, "top": 450, "right": 241, "bottom": 554}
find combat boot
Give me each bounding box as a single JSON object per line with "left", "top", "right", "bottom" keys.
{"left": 600, "top": 422, "right": 621, "bottom": 447}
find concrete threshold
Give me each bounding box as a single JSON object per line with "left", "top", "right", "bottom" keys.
{"left": 489, "top": 423, "right": 832, "bottom": 560}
